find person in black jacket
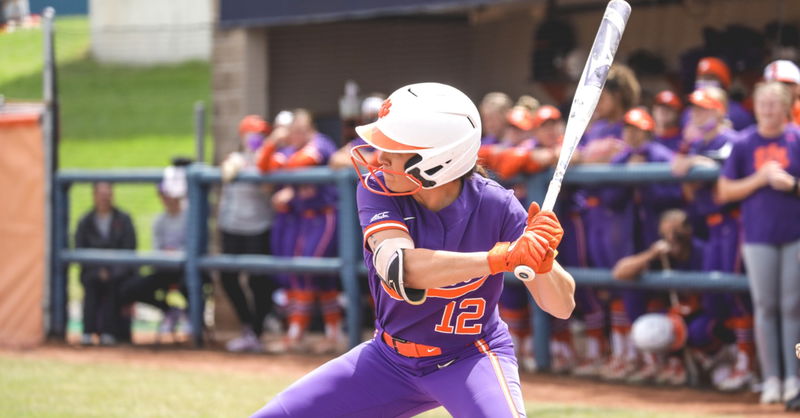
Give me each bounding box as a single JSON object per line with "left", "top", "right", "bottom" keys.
{"left": 74, "top": 182, "right": 137, "bottom": 346}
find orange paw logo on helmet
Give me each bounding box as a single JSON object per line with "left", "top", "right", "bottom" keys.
{"left": 378, "top": 99, "right": 392, "bottom": 119}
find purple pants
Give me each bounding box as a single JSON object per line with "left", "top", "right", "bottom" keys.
{"left": 703, "top": 215, "right": 741, "bottom": 273}
{"left": 271, "top": 212, "right": 299, "bottom": 288}
{"left": 252, "top": 338, "right": 526, "bottom": 418}
{"left": 286, "top": 210, "right": 338, "bottom": 291}
{"left": 557, "top": 210, "right": 589, "bottom": 268}
{"left": 585, "top": 206, "right": 634, "bottom": 269}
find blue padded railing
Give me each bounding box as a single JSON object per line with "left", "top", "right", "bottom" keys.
{"left": 51, "top": 163, "right": 749, "bottom": 368}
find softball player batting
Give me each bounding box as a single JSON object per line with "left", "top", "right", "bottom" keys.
{"left": 252, "top": 82, "right": 576, "bottom": 417}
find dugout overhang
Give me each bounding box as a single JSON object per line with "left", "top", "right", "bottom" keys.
{"left": 218, "top": 0, "right": 522, "bottom": 29}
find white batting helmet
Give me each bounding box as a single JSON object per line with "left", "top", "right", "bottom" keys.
{"left": 764, "top": 60, "right": 800, "bottom": 84}
{"left": 631, "top": 313, "right": 687, "bottom": 353}
{"left": 351, "top": 82, "right": 481, "bottom": 195}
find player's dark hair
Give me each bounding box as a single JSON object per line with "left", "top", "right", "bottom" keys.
{"left": 459, "top": 164, "right": 488, "bottom": 182}
{"left": 606, "top": 64, "right": 641, "bottom": 110}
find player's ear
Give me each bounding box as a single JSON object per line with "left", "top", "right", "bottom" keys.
{"left": 527, "top": 201, "right": 541, "bottom": 224}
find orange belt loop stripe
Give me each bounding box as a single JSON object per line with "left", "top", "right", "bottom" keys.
{"left": 706, "top": 213, "right": 723, "bottom": 226}
{"left": 382, "top": 332, "right": 442, "bottom": 358}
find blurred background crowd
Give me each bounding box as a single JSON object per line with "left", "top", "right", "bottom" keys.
{"left": 4, "top": 0, "right": 800, "bottom": 409}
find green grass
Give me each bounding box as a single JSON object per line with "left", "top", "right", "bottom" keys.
{"left": 0, "top": 355, "right": 282, "bottom": 417}
{"left": 0, "top": 354, "right": 716, "bottom": 418}
{"left": 0, "top": 17, "right": 210, "bottom": 303}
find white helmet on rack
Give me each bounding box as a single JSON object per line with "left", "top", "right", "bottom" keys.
{"left": 631, "top": 312, "right": 687, "bottom": 353}
{"left": 351, "top": 82, "right": 481, "bottom": 195}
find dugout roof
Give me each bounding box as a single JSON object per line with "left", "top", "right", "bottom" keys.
{"left": 218, "top": 0, "right": 522, "bottom": 28}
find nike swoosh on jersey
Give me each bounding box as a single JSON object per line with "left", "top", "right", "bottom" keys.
{"left": 403, "top": 216, "right": 416, "bottom": 221}
{"left": 437, "top": 359, "right": 456, "bottom": 369}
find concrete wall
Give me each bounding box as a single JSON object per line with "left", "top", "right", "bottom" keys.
{"left": 90, "top": 0, "right": 212, "bottom": 65}
{"left": 211, "top": 26, "right": 268, "bottom": 163}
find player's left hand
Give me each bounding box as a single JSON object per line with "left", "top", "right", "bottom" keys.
{"left": 487, "top": 202, "right": 563, "bottom": 275}
{"left": 487, "top": 231, "right": 554, "bottom": 275}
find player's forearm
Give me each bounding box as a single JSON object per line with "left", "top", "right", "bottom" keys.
{"left": 524, "top": 261, "right": 575, "bottom": 319}
{"left": 403, "top": 249, "right": 492, "bottom": 289}
{"left": 612, "top": 249, "right": 656, "bottom": 280}
{"left": 716, "top": 174, "right": 764, "bottom": 203}
{"left": 328, "top": 149, "right": 352, "bottom": 169}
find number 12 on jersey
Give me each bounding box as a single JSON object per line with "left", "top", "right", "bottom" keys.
{"left": 434, "top": 298, "right": 486, "bottom": 335}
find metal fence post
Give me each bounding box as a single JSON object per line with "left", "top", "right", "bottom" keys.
{"left": 50, "top": 181, "right": 70, "bottom": 338}
{"left": 42, "top": 6, "right": 62, "bottom": 339}
{"left": 335, "top": 170, "right": 361, "bottom": 348}
{"left": 527, "top": 171, "right": 552, "bottom": 371}
{"left": 194, "top": 102, "right": 205, "bottom": 164}
{"left": 184, "top": 164, "right": 205, "bottom": 346}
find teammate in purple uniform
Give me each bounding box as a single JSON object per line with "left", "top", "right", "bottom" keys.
{"left": 652, "top": 90, "right": 684, "bottom": 153}
{"left": 597, "top": 108, "right": 684, "bottom": 381}
{"left": 252, "top": 83, "right": 575, "bottom": 418}
{"left": 257, "top": 109, "right": 342, "bottom": 352}
{"left": 570, "top": 65, "right": 641, "bottom": 378}
{"left": 718, "top": 81, "right": 800, "bottom": 404}
{"left": 613, "top": 209, "right": 705, "bottom": 385}
{"left": 671, "top": 86, "right": 756, "bottom": 391}
{"left": 681, "top": 57, "right": 755, "bottom": 132}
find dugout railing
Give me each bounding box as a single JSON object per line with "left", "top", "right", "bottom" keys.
{"left": 50, "top": 164, "right": 749, "bottom": 369}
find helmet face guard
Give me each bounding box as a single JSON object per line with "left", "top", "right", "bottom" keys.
{"left": 350, "top": 144, "right": 423, "bottom": 196}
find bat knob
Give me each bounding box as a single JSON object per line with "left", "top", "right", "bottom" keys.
{"left": 514, "top": 265, "right": 536, "bottom": 282}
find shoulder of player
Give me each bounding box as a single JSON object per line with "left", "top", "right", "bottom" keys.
{"left": 734, "top": 125, "right": 759, "bottom": 143}
{"left": 312, "top": 132, "right": 337, "bottom": 151}
{"left": 647, "top": 142, "right": 674, "bottom": 162}
{"left": 469, "top": 175, "right": 520, "bottom": 211}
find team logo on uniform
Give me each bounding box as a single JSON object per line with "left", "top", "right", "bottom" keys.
{"left": 378, "top": 99, "right": 392, "bottom": 118}
{"left": 370, "top": 211, "right": 390, "bottom": 223}
{"left": 754, "top": 143, "right": 789, "bottom": 170}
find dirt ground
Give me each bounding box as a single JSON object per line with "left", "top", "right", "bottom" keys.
{"left": 3, "top": 342, "right": 797, "bottom": 418}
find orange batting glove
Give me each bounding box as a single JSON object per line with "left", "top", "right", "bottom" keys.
{"left": 487, "top": 231, "right": 554, "bottom": 275}
{"left": 487, "top": 202, "right": 563, "bottom": 275}
{"left": 524, "top": 202, "right": 563, "bottom": 248}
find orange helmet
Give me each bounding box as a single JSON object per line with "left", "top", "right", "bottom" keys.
{"left": 654, "top": 90, "right": 682, "bottom": 111}
{"left": 624, "top": 108, "right": 655, "bottom": 132}
{"left": 507, "top": 106, "right": 536, "bottom": 131}
{"left": 697, "top": 57, "right": 731, "bottom": 89}
{"left": 532, "top": 105, "right": 562, "bottom": 127}
{"left": 689, "top": 88, "right": 726, "bottom": 114}
{"left": 239, "top": 115, "right": 270, "bottom": 135}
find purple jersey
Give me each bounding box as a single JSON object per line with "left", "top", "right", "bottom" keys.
{"left": 681, "top": 101, "right": 755, "bottom": 132}
{"left": 358, "top": 173, "right": 527, "bottom": 371}
{"left": 289, "top": 133, "right": 339, "bottom": 212}
{"left": 349, "top": 137, "right": 368, "bottom": 148}
{"left": 648, "top": 238, "right": 705, "bottom": 271}
{"left": 721, "top": 126, "right": 800, "bottom": 244}
{"left": 655, "top": 129, "right": 683, "bottom": 153}
{"left": 604, "top": 141, "right": 683, "bottom": 251}
{"left": 686, "top": 130, "right": 739, "bottom": 217}
{"left": 581, "top": 118, "right": 623, "bottom": 146}
{"left": 481, "top": 135, "right": 500, "bottom": 145}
